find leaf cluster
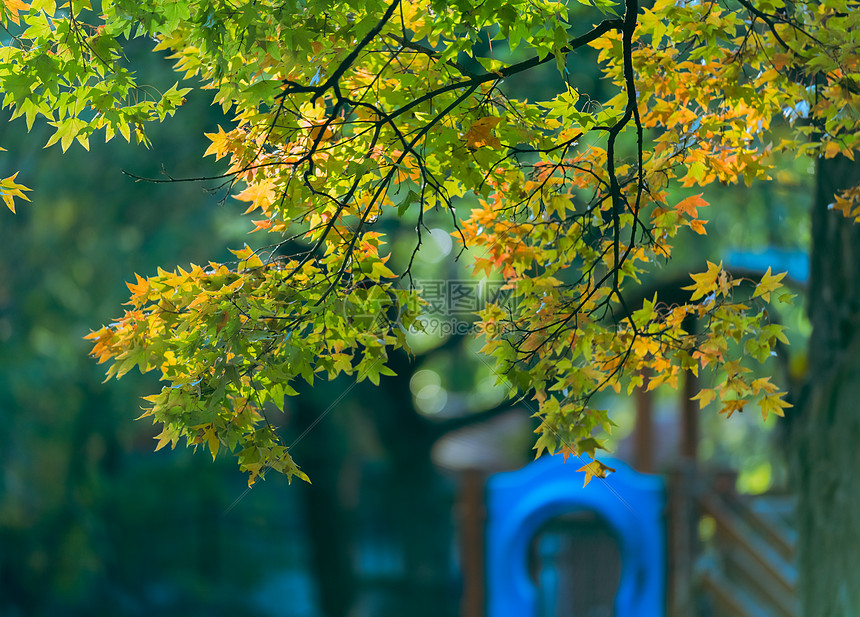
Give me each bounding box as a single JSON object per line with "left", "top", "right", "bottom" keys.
{"left": 5, "top": 0, "right": 854, "bottom": 484}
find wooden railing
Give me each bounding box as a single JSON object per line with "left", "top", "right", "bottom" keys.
{"left": 696, "top": 486, "right": 798, "bottom": 617}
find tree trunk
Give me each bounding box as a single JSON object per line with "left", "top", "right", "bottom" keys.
{"left": 795, "top": 155, "right": 860, "bottom": 616}
{"left": 294, "top": 393, "right": 358, "bottom": 617}
{"left": 367, "top": 366, "right": 457, "bottom": 617}
{"left": 293, "top": 361, "right": 456, "bottom": 617}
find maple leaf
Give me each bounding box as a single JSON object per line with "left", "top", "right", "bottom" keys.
{"left": 577, "top": 437, "right": 605, "bottom": 459}
{"left": 824, "top": 141, "right": 842, "bottom": 159}
{"left": 4, "top": 0, "right": 817, "bottom": 490}
{"left": 771, "top": 53, "right": 792, "bottom": 71}
{"left": 689, "top": 219, "right": 708, "bottom": 235}
{"left": 718, "top": 399, "right": 746, "bottom": 418}
{"left": 759, "top": 392, "right": 792, "bottom": 421}
{"left": 236, "top": 181, "right": 277, "bottom": 214}
{"left": 251, "top": 218, "right": 273, "bottom": 232}
{"left": 558, "top": 444, "right": 577, "bottom": 462}
{"left": 203, "top": 125, "right": 232, "bottom": 160}
{"left": 683, "top": 260, "right": 723, "bottom": 301}
{"left": 674, "top": 193, "right": 708, "bottom": 218}
{"left": 1, "top": 172, "right": 31, "bottom": 213}
{"left": 308, "top": 123, "right": 335, "bottom": 142}
{"left": 2, "top": 0, "right": 28, "bottom": 25}
{"left": 577, "top": 460, "right": 616, "bottom": 487}
{"left": 204, "top": 426, "right": 220, "bottom": 460}
{"left": 752, "top": 267, "right": 787, "bottom": 302}
{"left": 751, "top": 376, "right": 779, "bottom": 396}
{"left": 691, "top": 387, "right": 717, "bottom": 409}
{"left": 464, "top": 117, "right": 502, "bottom": 150}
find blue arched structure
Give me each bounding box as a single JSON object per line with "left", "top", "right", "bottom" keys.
{"left": 486, "top": 455, "right": 665, "bottom": 617}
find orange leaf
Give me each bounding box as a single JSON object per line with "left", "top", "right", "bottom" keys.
{"left": 309, "top": 124, "right": 334, "bottom": 142}
{"left": 464, "top": 117, "right": 502, "bottom": 150}
{"left": 689, "top": 219, "right": 708, "bottom": 234}
{"left": 674, "top": 194, "right": 708, "bottom": 218}
{"left": 2, "top": 0, "right": 28, "bottom": 25}
{"left": 772, "top": 53, "right": 791, "bottom": 71}
{"left": 824, "top": 141, "right": 841, "bottom": 159}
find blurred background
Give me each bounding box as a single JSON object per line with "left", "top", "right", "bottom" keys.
{"left": 1, "top": 28, "right": 811, "bottom": 617}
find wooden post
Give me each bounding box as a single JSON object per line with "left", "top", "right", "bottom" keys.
{"left": 667, "top": 462, "right": 699, "bottom": 617}
{"left": 459, "top": 469, "right": 486, "bottom": 617}
{"left": 669, "top": 367, "right": 701, "bottom": 617}
{"left": 680, "top": 369, "right": 699, "bottom": 461}
{"left": 634, "top": 370, "right": 655, "bottom": 473}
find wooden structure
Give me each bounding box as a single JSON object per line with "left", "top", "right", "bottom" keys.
{"left": 453, "top": 370, "right": 798, "bottom": 617}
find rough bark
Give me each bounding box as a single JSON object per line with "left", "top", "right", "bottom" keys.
{"left": 795, "top": 155, "right": 860, "bottom": 616}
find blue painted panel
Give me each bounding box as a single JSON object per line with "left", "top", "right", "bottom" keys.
{"left": 724, "top": 248, "right": 809, "bottom": 283}
{"left": 486, "top": 456, "right": 666, "bottom": 617}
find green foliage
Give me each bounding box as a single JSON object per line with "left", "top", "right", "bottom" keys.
{"left": 6, "top": 0, "right": 855, "bottom": 485}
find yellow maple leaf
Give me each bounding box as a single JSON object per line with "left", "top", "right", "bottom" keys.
{"left": 752, "top": 267, "right": 787, "bottom": 302}
{"left": 204, "top": 426, "right": 220, "bottom": 460}
{"left": 125, "top": 272, "right": 150, "bottom": 297}
{"left": 203, "top": 125, "right": 232, "bottom": 160}
{"left": 691, "top": 387, "right": 717, "bottom": 408}
{"left": 683, "top": 260, "right": 723, "bottom": 301}
{"left": 236, "top": 180, "right": 276, "bottom": 213}
{"left": 751, "top": 376, "right": 778, "bottom": 396}
{"left": 577, "top": 460, "right": 616, "bottom": 487}
{"left": 1, "top": 172, "right": 31, "bottom": 213}
{"left": 718, "top": 399, "right": 746, "bottom": 418}
{"left": 759, "top": 392, "right": 792, "bottom": 421}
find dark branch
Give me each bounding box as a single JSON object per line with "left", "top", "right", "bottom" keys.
{"left": 311, "top": 0, "right": 402, "bottom": 104}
